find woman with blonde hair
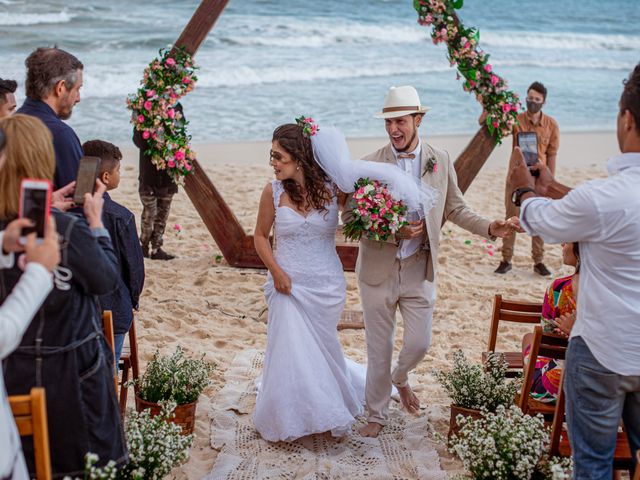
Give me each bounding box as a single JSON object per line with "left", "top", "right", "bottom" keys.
{"left": 0, "top": 114, "right": 127, "bottom": 477}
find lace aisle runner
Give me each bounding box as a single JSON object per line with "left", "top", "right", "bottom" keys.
{"left": 205, "top": 349, "right": 448, "bottom": 480}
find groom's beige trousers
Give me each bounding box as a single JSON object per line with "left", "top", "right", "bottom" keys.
{"left": 358, "top": 249, "right": 435, "bottom": 425}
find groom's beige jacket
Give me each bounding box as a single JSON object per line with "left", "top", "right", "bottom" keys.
{"left": 343, "top": 141, "right": 492, "bottom": 285}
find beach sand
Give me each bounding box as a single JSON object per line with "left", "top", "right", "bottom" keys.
{"left": 113, "top": 130, "right": 614, "bottom": 479}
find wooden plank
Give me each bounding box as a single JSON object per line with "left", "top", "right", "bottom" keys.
{"left": 174, "top": 0, "right": 230, "bottom": 56}
{"left": 337, "top": 309, "right": 365, "bottom": 330}
{"left": 453, "top": 125, "right": 497, "bottom": 194}
{"left": 184, "top": 159, "right": 247, "bottom": 266}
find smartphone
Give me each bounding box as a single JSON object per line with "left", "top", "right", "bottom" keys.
{"left": 73, "top": 156, "right": 101, "bottom": 205}
{"left": 19, "top": 179, "right": 52, "bottom": 245}
{"left": 517, "top": 132, "right": 539, "bottom": 167}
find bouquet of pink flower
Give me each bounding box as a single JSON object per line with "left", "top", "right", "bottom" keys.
{"left": 343, "top": 178, "right": 409, "bottom": 242}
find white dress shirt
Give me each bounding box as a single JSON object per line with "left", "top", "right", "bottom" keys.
{"left": 392, "top": 141, "right": 423, "bottom": 259}
{"left": 520, "top": 153, "right": 640, "bottom": 376}
{"left": 0, "top": 231, "right": 53, "bottom": 480}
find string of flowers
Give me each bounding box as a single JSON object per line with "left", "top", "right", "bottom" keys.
{"left": 413, "top": 0, "right": 520, "bottom": 144}
{"left": 127, "top": 47, "right": 198, "bottom": 184}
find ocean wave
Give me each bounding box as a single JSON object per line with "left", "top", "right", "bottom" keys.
{"left": 0, "top": 11, "right": 73, "bottom": 26}
{"left": 77, "top": 56, "right": 632, "bottom": 100}
{"left": 212, "top": 15, "right": 638, "bottom": 52}
{"left": 481, "top": 31, "right": 639, "bottom": 52}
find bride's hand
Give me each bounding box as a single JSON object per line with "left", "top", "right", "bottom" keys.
{"left": 272, "top": 268, "right": 292, "bottom": 295}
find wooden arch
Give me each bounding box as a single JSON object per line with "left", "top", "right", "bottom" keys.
{"left": 174, "top": 0, "right": 497, "bottom": 271}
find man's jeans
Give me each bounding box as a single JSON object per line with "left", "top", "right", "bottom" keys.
{"left": 564, "top": 336, "right": 640, "bottom": 479}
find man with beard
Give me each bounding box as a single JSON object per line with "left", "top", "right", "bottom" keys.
{"left": 17, "top": 47, "right": 84, "bottom": 189}
{"left": 495, "top": 81, "right": 560, "bottom": 276}
{"left": 345, "top": 85, "right": 517, "bottom": 438}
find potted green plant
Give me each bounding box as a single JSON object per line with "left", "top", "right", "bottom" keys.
{"left": 76, "top": 402, "right": 194, "bottom": 479}
{"left": 450, "top": 405, "right": 573, "bottom": 479}
{"left": 134, "top": 347, "right": 215, "bottom": 434}
{"left": 434, "top": 350, "right": 520, "bottom": 438}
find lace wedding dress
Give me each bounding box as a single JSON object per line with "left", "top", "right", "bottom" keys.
{"left": 253, "top": 180, "right": 365, "bottom": 442}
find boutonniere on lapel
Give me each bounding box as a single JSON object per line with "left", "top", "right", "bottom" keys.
{"left": 423, "top": 155, "right": 438, "bottom": 175}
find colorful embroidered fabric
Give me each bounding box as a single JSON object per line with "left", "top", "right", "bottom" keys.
{"left": 525, "top": 274, "right": 576, "bottom": 403}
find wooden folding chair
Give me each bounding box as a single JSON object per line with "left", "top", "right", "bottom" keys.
{"left": 633, "top": 451, "right": 640, "bottom": 480}
{"left": 102, "top": 310, "right": 119, "bottom": 394}
{"left": 118, "top": 314, "right": 140, "bottom": 416}
{"left": 483, "top": 294, "right": 542, "bottom": 377}
{"left": 515, "top": 325, "right": 567, "bottom": 418}
{"left": 9, "top": 387, "right": 52, "bottom": 480}
{"left": 550, "top": 369, "right": 633, "bottom": 476}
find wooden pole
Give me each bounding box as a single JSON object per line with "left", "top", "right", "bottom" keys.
{"left": 174, "top": 0, "right": 229, "bottom": 56}
{"left": 453, "top": 125, "right": 496, "bottom": 194}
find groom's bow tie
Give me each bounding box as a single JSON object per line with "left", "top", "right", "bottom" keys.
{"left": 397, "top": 153, "right": 416, "bottom": 159}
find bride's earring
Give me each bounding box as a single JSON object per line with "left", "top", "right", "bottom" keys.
{"left": 296, "top": 166, "right": 300, "bottom": 171}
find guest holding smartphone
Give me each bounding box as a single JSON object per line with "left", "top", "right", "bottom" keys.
{"left": 0, "top": 114, "right": 126, "bottom": 477}
{"left": 496, "top": 81, "right": 560, "bottom": 276}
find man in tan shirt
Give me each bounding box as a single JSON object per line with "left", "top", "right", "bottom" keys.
{"left": 495, "top": 81, "right": 560, "bottom": 276}
{"left": 344, "top": 86, "right": 517, "bottom": 437}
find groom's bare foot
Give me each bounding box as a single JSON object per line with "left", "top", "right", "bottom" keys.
{"left": 358, "top": 422, "right": 384, "bottom": 438}
{"left": 397, "top": 384, "right": 420, "bottom": 414}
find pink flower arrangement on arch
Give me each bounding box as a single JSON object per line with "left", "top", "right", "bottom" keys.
{"left": 126, "top": 47, "right": 199, "bottom": 184}
{"left": 414, "top": 0, "right": 521, "bottom": 144}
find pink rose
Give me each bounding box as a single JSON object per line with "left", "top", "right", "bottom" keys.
{"left": 502, "top": 104, "right": 511, "bottom": 113}
{"left": 483, "top": 64, "right": 492, "bottom": 73}
{"left": 433, "top": 163, "right": 438, "bottom": 173}
{"left": 185, "top": 163, "right": 192, "bottom": 171}
{"left": 146, "top": 89, "right": 156, "bottom": 98}
{"left": 143, "top": 100, "right": 153, "bottom": 111}
{"left": 182, "top": 77, "right": 191, "bottom": 84}
{"left": 490, "top": 75, "right": 499, "bottom": 86}
{"left": 174, "top": 150, "right": 185, "bottom": 161}
{"left": 137, "top": 114, "right": 145, "bottom": 123}
{"left": 167, "top": 108, "right": 175, "bottom": 119}
{"left": 142, "top": 130, "right": 150, "bottom": 139}
{"left": 492, "top": 121, "right": 499, "bottom": 129}
{"left": 165, "top": 58, "right": 176, "bottom": 67}
{"left": 167, "top": 160, "right": 176, "bottom": 168}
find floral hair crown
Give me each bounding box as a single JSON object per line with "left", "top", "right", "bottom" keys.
{"left": 295, "top": 115, "right": 319, "bottom": 137}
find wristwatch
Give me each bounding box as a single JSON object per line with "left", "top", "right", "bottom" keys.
{"left": 511, "top": 187, "right": 536, "bottom": 207}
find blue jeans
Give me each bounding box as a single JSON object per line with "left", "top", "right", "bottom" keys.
{"left": 564, "top": 336, "right": 640, "bottom": 479}
{"left": 114, "top": 333, "right": 126, "bottom": 368}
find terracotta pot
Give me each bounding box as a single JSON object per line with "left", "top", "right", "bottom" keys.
{"left": 448, "top": 404, "right": 483, "bottom": 440}
{"left": 135, "top": 395, "right": 197, "bottom": 435}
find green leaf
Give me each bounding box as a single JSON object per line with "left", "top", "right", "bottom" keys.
{"left": 452, "top": 0, "right": 464, "bottom": 8}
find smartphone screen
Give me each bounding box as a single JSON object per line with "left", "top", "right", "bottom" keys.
{"left": 19, "top": 180, "right": 51, "bottom": 243}
{"left": 518, "top": 132, "right": 539, "bottom": 167}
{"left": 73, "top": 156, "right": 101, "bottom": 205}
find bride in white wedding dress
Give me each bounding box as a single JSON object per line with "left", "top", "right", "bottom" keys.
{"left": 253, "top": 122, "right": 364, "bottom": 442}
{"left": 253, "top": 120, "right": 435, "bottom": 442}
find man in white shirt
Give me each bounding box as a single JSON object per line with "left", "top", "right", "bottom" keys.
{"left": 508, "top": 64, "right": 640, "bottom": 479}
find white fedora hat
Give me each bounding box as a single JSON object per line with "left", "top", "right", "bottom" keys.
{"left": 374, "top": 85, "right": 430, "bottom": 119}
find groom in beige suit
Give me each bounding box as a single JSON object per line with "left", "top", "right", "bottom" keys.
{"left": 346, "top": 86, "right": 516, "bottom": 437}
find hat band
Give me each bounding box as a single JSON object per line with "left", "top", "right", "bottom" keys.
{"left": 382, "top": 105, "right": 421, "bottom": 113}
